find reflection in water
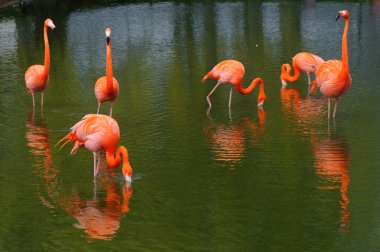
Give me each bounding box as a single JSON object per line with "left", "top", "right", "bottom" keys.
{"left": 204, "top": 109, "right": 265, "bottom": 166}
{"left": 25, "top": 110, "right": 132, "bottom": 240}
{"left": 61, "top": 175, "right": 133, "bottom": 241}
{"left": 311, "top": 132, "right": 351, "bottom": 233}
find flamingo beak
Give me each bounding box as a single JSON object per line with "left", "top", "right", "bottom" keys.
{"left": 336, "top": 12, "right": 340, "bottom": 21}
{"left": 106, "top": 36, "right": 110, "bottom": 45}
{"left": 281, "top": 79, "right": 287, "bottom": 88}
{"left": 49, "top": 21, "right": 56, "bottom": 30}
{"left": 257, "top": 100, "right": 264, "bottom": 107}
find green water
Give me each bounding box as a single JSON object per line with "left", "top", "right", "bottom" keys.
{"left": 1, "top": 1, "right": 380, "bottom": 251}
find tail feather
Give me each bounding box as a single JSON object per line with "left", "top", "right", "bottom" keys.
{"left": 201, "top": 72, "right": 210, "bottom": 84}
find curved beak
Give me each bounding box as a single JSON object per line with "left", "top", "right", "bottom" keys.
{"left": 336, "top": 12, "right": 340, "bottom": 21}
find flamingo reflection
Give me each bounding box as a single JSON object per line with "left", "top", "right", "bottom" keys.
{"left": 25, "top": 111, "right": 133, "bottom": 240}
{"left": 204, "top": 109, "right": 265, "bottom": 165}
{"left": 310, "top": 132, "right": 351, "bottom": 233}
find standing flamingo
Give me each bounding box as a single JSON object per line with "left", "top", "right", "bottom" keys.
{"left": 280, "top": 52, "right": 324, "bottom": 93}
{"left": 201, "top": 60, "right": 266, "bottom": 111}
{"left": 95, "top": 28, "right": 119, "bottom": 116}
{"left": 25, "top": 18, "right": 55, "bottom": 108}
{"left": 56, "top": 114, "right": 133, "bottom": 183}
{"left": 315, "top": 10, "right": 352, "bottom": 119}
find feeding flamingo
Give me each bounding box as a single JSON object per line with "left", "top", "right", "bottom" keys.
{"left": 280, "top": 52, "right": 324, "bottom": 93}
{"left": 95, "top": 28, "right": 119, "bottom": 116}
{"left": 201, "top": 60, "right": 266, "bottom": 110}
{"left": 56, "top": 114, "right": 133, "bottom": 183}
{"left": 315, "top": 10, "right": 352, "bottom": 119}
{"left": 25, "top": 18, "right": 55, "bottom": 108}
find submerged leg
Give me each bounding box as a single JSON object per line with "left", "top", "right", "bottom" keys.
{"left": 206, "top": 82, "right": 221, "bottom": 107}
{"left": 333, "top": 98, "right": 338, "bottom": 118}
{"left": 97, "top": 103, "right": 101, "bottom": 114}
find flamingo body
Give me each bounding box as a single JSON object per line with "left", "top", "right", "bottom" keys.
{"left": 201, "top": 60, "right": 266, "bottom": 110}
{"left": 24, "top": 18, "right": 55, "bottom": 108}
{"left": 315, "top": 10, "right": 352, "bottom": 118}
{"left": 57, "top": 114, "right": 132, "bottom": 182}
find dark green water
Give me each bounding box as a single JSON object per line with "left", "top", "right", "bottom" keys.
{"left": 1, "top": 1, "right": 380, "bottom": 251}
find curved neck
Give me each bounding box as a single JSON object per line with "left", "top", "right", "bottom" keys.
{"left": 340, "top": 17, "right": 350, "bottom": 78}
{"left": 284, "top": 63, "right": 300, "bottom": 82}
{"left": 106, "top": 146, "right": 132, "bottom": 178}
{"left": 235, "top": 77, "right": 264, "bottom": 96}
{"left": 43, "top": 25, "right": 50, "bottom": 76}
{"left": 106, "top": 40, "right": 113, "bottom": 91}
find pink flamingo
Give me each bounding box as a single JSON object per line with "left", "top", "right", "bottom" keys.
{"left": 95, "top": 28, "right": 119, "bottom": 116}
{"left": 280, "top": 52, "right": 324, "bottom": 93}
{"left": 56, "top": 114, "right": 133, "bottom": 183}
{"left": 201, "top": 60, "right": 266, "bottom": 109}
{"left": 315, "top": 10, "right": 352, "bottom": 119}
{"left": 25, "top": 18, "right": 55, "bottom": 108}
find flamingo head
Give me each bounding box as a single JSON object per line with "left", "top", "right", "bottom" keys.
{"left": 280, "top": 64, "right": 291, "bottom": 87}
{"left": 336, "top": 10, "right": 350, "bottom": 21}
{"left": 45, "top": 19, "right": 55, "bottom": 30}
{"left": 122, "top": 161, "right": 133, "bottom": 184}
{"left": 257, "top": 93, "right": 266, "bottom": 107}
{"left": 105, "top": 28, "right": 112, "bottom": 45}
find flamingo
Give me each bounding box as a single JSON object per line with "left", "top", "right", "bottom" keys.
{"left": 280, "top": 52, "right": 324, "bottom": 93}
{"left": 25, "top": 18, "right": 55, "bottom": 108}
{"left": 201, "top": 60, "right": 266, "bottom": 110}
{"left": 315, "top": 10, "right": 352, "bottom": 119}
{"left": 95, "top": 28, "right": 119, "bottom": 116}
{"left": 56, "top": 114, "right": 133, "bottom": 183}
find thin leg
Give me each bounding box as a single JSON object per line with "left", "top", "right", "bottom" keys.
{"left": 95, "top": 151, "right": 101, "bottom": 176}
{"left": 327, "top": 98, "right": 331, "bottom": 120}
{"left": 41, "top": 92, "right": 44, "bottom": 108}
{"left": 32, "top": 93, "right": 35, "bottom": 108}
{"left": 97, "top": 103, "right": 101, "bottom": 114}
{"left": 333, "top": 98, "right": 338, "bottom": 118}
{"left": 93, "top": 152, "right": 97, "bottom": 177}
{"left": 229, "top": 86, "right": 233, "bottom": 108}
{"left": 307, "top": 73, "right": 311, "bottom": 95}
{"left": 110, "top": 103, "right": 113, "bottom": 117}
{"left": 206, "top": 82, "right": 221, "bottom": 107}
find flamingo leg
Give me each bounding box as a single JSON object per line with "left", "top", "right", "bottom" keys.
{"left": 110, "top": 103, "right": 113, "bottom": 117}
{"left": 328, "top": 98, "right": 331, "bottom": 119}
{"left": 41, "top": 92, "right": 44, "bottom": 108}
{"left": 32, "top": 93, "right": 35, "bottom": 108}
{"left": 206, "top": 82, "right": 221, "bottom": 107}
{"left": 307, "top": 73, "right": 311, "bottom": 95}
{"left": 97, "top": 103, "right": 101, "bottom": 114}
{"left": 229, "top": 86, "right": 232, "bottom": 108}
{"left": 96, "top": 151, "right": 101, "bottom": 176}
{"left": 93, "top": 152, "right": 97, "bottom": 177}
{"left": 333, "top": 98, "right": 338, "bottom": 118}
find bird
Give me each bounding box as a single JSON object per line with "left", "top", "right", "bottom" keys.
{"left": 56, "top": 114, "right": 133, "bottom": 183}
{"left": 25, "top": 18, "right": 55, "bottom": 108}
{"left": 315, "top": 10, "right": 352, "bottom": 119}
{"left": 95, "top": 28, "right": 119, "bottom": 116}
{"left": 201, "top": 60, "right": 266, "bottom": 110}
{"left": 280, "top": 52, "right": 324, "bottom": 93}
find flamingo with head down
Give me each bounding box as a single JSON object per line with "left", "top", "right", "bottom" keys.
{"left": 56, "top": 114, "right": 133, "bottom": 183}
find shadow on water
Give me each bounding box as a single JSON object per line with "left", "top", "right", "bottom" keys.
{"left": 25, "top": 109, "right": 132, "bottom": 241}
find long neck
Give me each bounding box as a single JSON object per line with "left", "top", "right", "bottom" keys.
{"left": 235, "top": 77, "right": 264, "bottom": 95}
{"left": 106, "top": 40, "right": 113, "bottom": 91}
{"left": 43, "top": 25, "right": 50, "bottom": 76}
{"left": 340, "top": 17, "right": 350, "bottom": 78}
{"left": 106, "top": 146, "right": 132, "bottom": 178}
{"left": 285, "top": 63, "right": 300, "bottom": 82}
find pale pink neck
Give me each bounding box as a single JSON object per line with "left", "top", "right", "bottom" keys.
{"left": 106, "top": 41, "right": 113, "bottom": 91}
{"left": 43, "top": 25, "right": 50, "bottom": 76}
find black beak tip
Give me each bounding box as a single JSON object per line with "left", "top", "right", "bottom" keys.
{"left": 336, "top": 13, "right": 340, "bottom": 21}
{"left": 106, "top": 37, "right": 110, "bottom": 45}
